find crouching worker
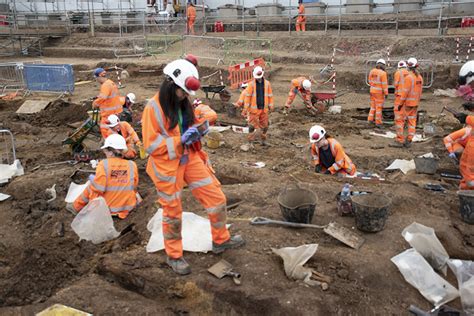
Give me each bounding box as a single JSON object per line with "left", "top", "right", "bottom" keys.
{"left": 70, "top": 134, "right": 139, "bottom": 219}
{"left": 104, "top": 114, "right": 143, "bottom": 159}
{"left": 142, "top": 58, "right": 244, "bottom": 275}
{"left": 309, "top": 125, "right": 356, "bottom": 176}
{"left": 443, "top": 127, "right": 471, "bottom": 161}
{"left": 193, "top": 99, "right": 217, "bottom": 125}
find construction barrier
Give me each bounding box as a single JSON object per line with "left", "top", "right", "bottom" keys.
{"left": 224, "top": 37, "right": 272, "bottom": 65}
{"left": 0, "top": 129, "right": 16, "bottom": 166}
{"left": 0, "top": 62, "right": 27, "bottom": 92}
{"left": 365, "top": 59, "right": 434, "bottom": 89}
{"left": 228, "top": 58, "right": 266, "bottom": 90}
{"left": 146, "top": 34, "right": 181, "bottom": 56}
{"left": 113, "top": 36, "right": 147, "bottom": 59}
{"left": 181, "top": 35, "right": 226, "bottom": 64}
{"left": 23, "top": 64, "right": 75, "bottom": 94}
{"left": 454, "top": 36, "right": 473, "bottom": 63}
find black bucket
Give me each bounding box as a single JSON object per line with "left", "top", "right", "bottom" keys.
{"left": 352, "top": 193, "right": 391, "bottom": 233}
{"left": 277, "top": 184, "right": 317, "bottom": 224}
{"left": 457, "top": 190, "right": 474, "bottom": 224}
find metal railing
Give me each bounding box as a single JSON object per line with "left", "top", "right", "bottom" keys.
{"left": 112, "top": 35, "right": 147, "bottom": 58}
{"left": 0, "top": 129, "right": 16, "bottom": 166}
{"left": 181, "top": 35, "right": 226, "bottom": 64}
{"left": 0, "top": 62, "right": 27, "bottom": 92}
{"left": 146, "top": 34, "right": 182, "bottom": 56}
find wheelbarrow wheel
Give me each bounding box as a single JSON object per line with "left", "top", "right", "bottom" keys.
{"left": 219, "top": 89, "right": 232, "bottom": 102}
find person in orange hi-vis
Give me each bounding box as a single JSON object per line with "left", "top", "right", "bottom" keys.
{"left": 193, "top": 99, "right": 217, "bottom": 125}
{"left": 92, "top": 68, "right": 125, "bottom": 139}
{"left": 103, "top": 114, "right": 144, "bottom": 159}
{"left": 443, "top": 127, "right": 471, "bottom": 161}
{"left": 142, "top": 58, "right": 244, "bottom": 275}
{"left": 284, "top": 76, "right": 312, "bottom": 114}
{"left": 68, "top": 134, "right": 139, "bottom": 219}
{"left": 187, "top": 2, "right": 196, "bottom": 35}
{"left": 309, "top": 125, "right": 356, "bottom": 176}
{"left": 367, "top": 59, "right": 388, "bottom": 128}
{"left": 243, "top": 66, "right": 274, "bottom": 146}
{"left": 296, "top": 0, "right": 306, "bottom": 32}
{"left": 235, "top": 82, "right": 250, "bottom": 120}
{"left": 391, "top": 57, "right": 423, "bottom": 148}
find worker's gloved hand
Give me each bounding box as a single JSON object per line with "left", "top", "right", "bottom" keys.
{"left": 314, "top": 165, "right": 322, "bottom": 173}
{"left": 88, "top": 174, "right": 95, "bottom": 182}
{"left": 448, "top": 152, "right": 458, "bottom": 160}
{"left": 181, "top": 127, "right": 200, "bottom": 145}
{"left": 455, "top": 112, "right": 468, "bottom": 124}
{"left": 323, "top": 169, "right": 331, "bottom": 175}
{"left": 462, "top": 102, "right": 474, "bottom": 112}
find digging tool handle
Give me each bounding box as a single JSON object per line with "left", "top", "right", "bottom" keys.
{"left": 250, "top": 217, "right": 326, "bottom": 229}
{"left": 443, "top": 106, "right": 459, "bottom": 116}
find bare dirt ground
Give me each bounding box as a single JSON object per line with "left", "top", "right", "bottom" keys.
{"left": 0, "top": 33, "right": 473, "bottom": 315}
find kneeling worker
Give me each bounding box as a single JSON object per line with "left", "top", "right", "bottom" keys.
{"left": 193, "top": 99, "right": 218, "bottom": 125}
{"left": 443, "top": 127, "right": 470, "bottom": 161}
{"left": 71, "top": 134, "right": 139, "bottom": 219}
{"left": 309, "top": 125, "right": 356, "bottom": 176}
{"left": 284, "top": 77, "right": 312, "bottom": 114}
{"left": 104, "top": 114, "right": 143, "bottom": 159}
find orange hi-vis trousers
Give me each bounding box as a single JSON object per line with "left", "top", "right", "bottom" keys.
{"left": 150, "top": 150, "right": 230, "bottom": 259}
{"left": 296, "top": 19, "right": 306, "bottom": 32}
{"left": 368, "top": 94, "right": 385, "bottom": 125}
{"left": 395, "top": 105, "right": 418, "bottom": 143}
{"left": 248, "top": 109, "right": 269, "bottom": 141}
{"left": 460, "top": 136, "right": 474, "bottom": 190}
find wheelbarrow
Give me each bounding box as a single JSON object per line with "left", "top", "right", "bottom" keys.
{"left": 201, "top": 85, "right": 232, "bottom": 102}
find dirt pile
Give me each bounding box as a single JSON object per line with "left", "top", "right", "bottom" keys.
{"left": 20, "top": 99, "right": 89, "bottom": 127}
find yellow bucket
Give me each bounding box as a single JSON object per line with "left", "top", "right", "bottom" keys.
{"left": 206, "top": 132, "right": 223, "bottom": 149}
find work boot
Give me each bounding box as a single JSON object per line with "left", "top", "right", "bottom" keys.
{"left": 261, "top": 139, "right": 268, "bottom": 146}
{"left": 166, "top": 257, "right": 191, "bottom": 275}
{"left": 374, "top": 124, "right": 384, "bottom": 132}
{"left": 389, "top": 141, "right": 404, "bottom": 148}
{"left": 367, "top": 121, "right": 375, "bottom": 127}
{"left": 212, "top": 235, "right": 245, "bottom": 254}
{"left": 404, "top": 140, "right": 412, "bottom": 148}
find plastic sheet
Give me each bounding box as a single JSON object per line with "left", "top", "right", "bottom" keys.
{"left": 447, "top": 259, "right": 474, "bottom": 314}
{"left": 402, "top": 222, "right": 449, "bottom": 275}
{"left": 71, "top": 197, "right": 120, "bottom": 244}
{"left": 391, "top": 248, "right": 459, "bottom": 307}
{"left": 65, "top": 181, "right": 89, "bottom": 203}
{"left": 272, "top": 244, "right": 319, "bottom": 286}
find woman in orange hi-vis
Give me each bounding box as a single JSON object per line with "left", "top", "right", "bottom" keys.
{"left": 392, "top": 57, "right": 423, "bottom": 148}
{"left": 69, "top": 134, "right": 139, "bottom": 219}
{"left": 187, "top": 2, "right": 196, "bottom": 35}
{"left": 309, "top": 125, "right": 356, "bottom": 176}
{"left": 296, "top": 1, "right": 306, "bottom": 32}
{"left": 92, "top": 68, "right": 125, "bottom": 139}
{"left": 367, "top": 59, "right": 388, "bottom": 127}
{"left": 103, "top": 114, "right": 144, "bottom": 159}
{"left": 243, "top": 66, "right": 274, "bottom": 146}
{"left": 142, "top": 58, "right": 244, "bottom": 275}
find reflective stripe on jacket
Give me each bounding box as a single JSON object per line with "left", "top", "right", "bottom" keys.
{"left": 310, "top": 138, "right": 355, "bottom": 174}
{"left": 398, "top": 71, "right": 423, "bottom": 107}
{"left": 243, "top": 78, "right": 274, "bottom": 114}
{"left": 93, "top": 79, "right": 125, "bottom": 117}
{"left": 368, "top": 68, "right": 388, "bottom": 95}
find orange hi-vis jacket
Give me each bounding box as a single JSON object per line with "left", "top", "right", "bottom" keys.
{"left": 187, "top": 5, "right": 196, "bottom": 19}
{"left": 73, "top": 157, "right": 138, "bottom": 219}
{"left": 235, "top": 88, "right": 246, "bottom": 108}
{"left": 444, "top": 127, "right": 471, "bottom": 153}
{"left": 103, "top": 121, "right": 141, "bottom": 147}
{"left": 467, "top": 115, "right": 474, "bottom": 126}
{"left": 194, "top": 103, "right": 217, "bottom": 125}
{"left": 93, "top": 79, "right": 125, "bottom": 118}
{"left": 310, "top": 138, "right": 356, "bottom": 175}
{"left": 394, "top": 68, "right": 409, "bottom": 96}
{"left": 368, "top": 68, "right": 388, "bottom": 96}
{"left": 297, "top": 4, "right": 306, "bottom": 22}
{"left": 398, "top": 71, "right": 423, "bottom": 107}
{"left": 243, "top": 79, "right": 274, "bottom": 114}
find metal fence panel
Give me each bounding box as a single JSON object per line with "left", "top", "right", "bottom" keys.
{"left": 23, "top": 64, "right": 75, "bottom": 94}
{"left": 224, "top": 37, "right": 272, "bottom": 65}
{"left": 146, "top": 34, "right": 182, "bottom": 56}
{"left": 365, "top": 59, "right": 434, "bottom": 89}
{"left": 113, "top": 36, "right": 147, "bottom": 58}
{"left": 0, "top": 62, "right": 26, "bottom": 92}
{"left": 182, "top": 35, "right": 226, "bottom": 64}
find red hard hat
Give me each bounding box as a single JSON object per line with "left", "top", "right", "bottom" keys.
{"left": 185, "top": 54, "right": 198, "bottom": 67}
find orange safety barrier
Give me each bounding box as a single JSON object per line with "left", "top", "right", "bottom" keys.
{"left": 228, "top": 58, "right": 266, "bottom": 90}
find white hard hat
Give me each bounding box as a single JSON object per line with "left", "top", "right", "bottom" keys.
{"left": 101, "top": 134, "right": 127, "bottom": 150}
{"left": 241, "top": 82, "right": 248, "bottom": 89}
{"left": 459, "top": 60, "right": 474, "bottom": 85}
{"left": 253, "top": 66, "right": 264, "bottom": 79}
{"left": 126, "top": 93, "right": 136, "bottom": 103}
{"left": 106, "top": 114, "right": 120, "bottom": 128}
{"left": 376, "top": 59, "right": 386, "bottom": 65}
{"left": 407, "top": 57, "right": 418, "bottom": 68}
{"left": 192, "top": 98, "right": 202, "bottom": 106}
{"left": 398, "top": 60, "right": 407, "bottom": 68}
{"left": 163, "top": 59, "right": 200, "bottom": 95}
{"left": 302, "top": 79, "right": 311, "bottom": 91}
{"left": 309, "top": 125, "right": 326, "bottom": 143}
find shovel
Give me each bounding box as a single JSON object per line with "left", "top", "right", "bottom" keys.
{"left": 208, "top": 259, "right": 241, "bottom": 285}
{"left": 250, "top": 217, "right": 365, "bottom": 250}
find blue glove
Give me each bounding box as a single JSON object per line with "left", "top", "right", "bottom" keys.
{"left": 448, "top": 152, "right": 457, "bottom": 159}
{"left": 181, "top": 127, "right": 200, "bottom": 145}
{"left": 88, "top": 174, "right": 95, "bottom": 182}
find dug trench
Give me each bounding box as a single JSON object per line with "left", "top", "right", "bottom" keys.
{"left": 0, "top": 59, "right": 473, "bottom": 315}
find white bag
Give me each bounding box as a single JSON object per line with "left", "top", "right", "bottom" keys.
{"left": 71, "top": 197, "right": 120, "bottom": 244}
{"left": 391, "top": 248, "right": 459, "bottom": 307}
{"left": 402, "top": 222, "right": 449, "bottom": 275}
{"left": 447, "top": 259, "right": 474, "bottom": 314}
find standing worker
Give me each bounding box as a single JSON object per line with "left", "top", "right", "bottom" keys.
{"left": 391, "top": 57, "right": 423, "bottom": 148}
{"left": 193, "top": 99, "right": 217, "bottom": 125}
{"left": 367, "top": 59, "right": 388, "bottom": 128}
{"left": 103, "top": 114, "right": 144, "bottom": 159}
{"left": 243, "top": 66, "right": 274, "bottom": 146}
{"left": 284, "top": 76, "right": 312, "bottom": 114}
{"left": 296, "top": 0, "right": 306, "bottom": 32}
{"left": 142, "top": 58, "right": 244, "bottom": 275}
{"left": 92, "top": 68, "right": 125, "bottom": 139}
{"left": 69, "top": 134, "right": 139, "bottom": 219}
{"left": 309, "top": 125, "right": 356, "bottom": 176}
{"left": 187, "top": 2, "right": 196, "bottom": 35}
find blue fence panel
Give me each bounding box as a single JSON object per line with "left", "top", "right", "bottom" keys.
{"left": 23, "top": 64, "right": 74, "bottom": 93}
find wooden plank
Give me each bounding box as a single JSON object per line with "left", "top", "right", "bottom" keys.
{"left": 16, "top": 99, "right": 51, "bottom": 114}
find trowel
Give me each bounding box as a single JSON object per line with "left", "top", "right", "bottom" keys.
{"left": 208, "top": 259, "right": 241, "bottom": 285}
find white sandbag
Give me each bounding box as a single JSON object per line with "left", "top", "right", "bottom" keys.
{"left": 272, "top": 244, "right": 319, "bottom": 286}
{"left": 447, "top": 259, "right": 474, "bottom": 314}
{"left": 71, "top": 197, "right": 120, "bottom": 244}
{"left": 402, "top": 222, "right": 449, "bottom": 275}
{"left": 391, "top": 248, "right": 459, "bottom": 307}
